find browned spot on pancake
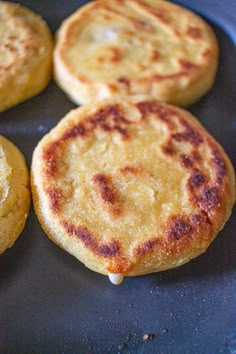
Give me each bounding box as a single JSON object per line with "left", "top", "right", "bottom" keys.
{"left": 152, "top": 71, "right": 187, "bottom": 81}
{"left": 132, "top": 0, "right": 170, "bottom": 24}
{"left": 43, "top": 141, "right": 60, "bottom": 178}
{"left": 94, "top": 105, "right": 130, "bottom": 125}
{"left": 99, "top": 243, "right": 120, "bottom": 257}
{"left": 202, "top": 48, "right": 212, "bottom": 59}
{"left": 43, "top": 124, "right": 88, "bottom": 178}
{"left": 76, "top": 74, "right": 88, "bottom": 83}
{"left": 62, "top": 123, "right": 87, "bottom": 140}
{"left": 168, "top": 216, "right": 193, "bottom": 241}
{"left": 118, "top": 77, "right": 130, "bottom": 87}
{"left": 191, "top": 150, "right": 202, "bottom": 163}
{"left": 133, "top": 238, "right": 159, "bottom": 256}
{"left": 172, "top": 120, "right": 203, "bottom": 147}
{"left": 4, "top": 43, "right": 17, "bottom": 53}
{"left": 136, "top": 62, "right": 146, "bottom": 70}
{"left": 103, "top": 6, "right": 151, "bottom": 33}
{"left": 151, "top": 8, "right": 170, "bottom": 24}
{"left": 180, "top": 153, "right": 193, "bottom": 168}
{"left": 197, "top": 187, "right": 220, "bottom": 212}
{"left": 97, "top": 47, "right": 122, "bottom": 64}
{"left": 115, "top": 126, "right": 129, "bottom": 137}
{"left": 102, "top": 6, "right": 145, "bottom": 30}
{"left": 191, "top": 213, "right": 204, "bottom": 226}
{"left": 179, "top": 59, "right": 199, "bottom": 71}
{"left": 188, "top": 169, "right": 206, "bottom": 190}
{"left": 211, "top": 148, "right": 226, "bottom": 185}
{"left": 46, "top": 187, "right": 62, "bottom": 212}
{"left": 65, "top": 19, "right": 84, "bottom": 44}
{"left": 8, "top": 35, "right": 17, "bottom": 41}
{"left": 19, "top": 38, "right": 34, "bottom": 51}
{"left": 75, "top": 226, "right": 97, "bottom": 249}
{"left": 66, "top": 105, "right": 130, "bottom": 139}
{"left": 149, "top": 59, "right": 199, "bottom": 81}
{"left": 89, "top": 104, "right": 130, "bottom": 138}
{"left": 161, "top": 140, "right": 176, "bottom": 155}
{"left": 174, "top": 29, "right": 181, "bottom": 37}
{"left": 136, "top": 101, "right": 158, "bottom": 116}
{"left": 180, "top": 150, "right": 202, "bottom": 169}
{"left": 0, "top": 64, "right": 12, "bottom": 71}
{"left": 127, "top": 17, "right": 150, "bottom": 30}
{"left": 103, "top": 13, "right": 111, "bottom": 20}
{"left": 23, "top": 43, "right": 31, "bottom": 50}
{"left": 136, "top": 100, "right": 176, "bottom": 129}
{"left": 92, "top": 174, "right": 122, "bottom": 217}
{"left": 183, "top": 147, "right": 223, "bottom": 215}
{"left": 150, "top": 50, "right": 160, "bottom": 61}
{"left": 120, "top": 165, "right": 143, "bottom": 175}
{"left": 92, "top": 174, "right": 116, "bottom": 204}
{"left": 192, "top": 211, "right": 212, "bottom": 229}
{"left": 107, "top": 83, "right": 119, "bottom": 94}
{"left": 63, "top": 222, "right": 121, "bottom": 257}
{"left": 107, "top": 255, "right": 132, "bottom": 273}
{"left": 151, "top": 58, "right": 200, "bottom": 80}
{"left": 187, "top": 26, "right": 202, "bottom": 39}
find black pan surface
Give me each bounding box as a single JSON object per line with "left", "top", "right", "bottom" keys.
{"left": 0, "top": 1, "right": 235, "bottom": 353}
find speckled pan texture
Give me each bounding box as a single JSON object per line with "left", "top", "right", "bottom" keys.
{"left": 0, "top": 1, "right": 235, "bottom": 353}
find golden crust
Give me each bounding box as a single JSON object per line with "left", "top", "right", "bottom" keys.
{"left": 0, "top": 135, "right": 30, "bottom": 253}
{"left": 54, "top": 0, "right": 218, "bottom": 106}
{"left": 0, "top": 1, "right": 53, "bottom": 112}
{"left": 31, "top": 96, "right": 235, "bottom": 277}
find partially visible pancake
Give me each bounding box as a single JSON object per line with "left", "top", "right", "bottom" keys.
{"left": 0, "top": 135, "right": 30, "bottom": 253}
{"left": 0, "top": 2, "right": 53, "bottom": 112}
{"left": 54, "top": 0, "right": 218, "bottom": 107}
{"left": 31, "top": 96, "right": 235, "bottom": 284}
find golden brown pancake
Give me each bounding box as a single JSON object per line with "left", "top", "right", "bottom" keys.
{"left": 31, "top": 96, "right": 235, "bottom": 284}
{"left": 0, "top": 1, "right": 53, "bottom": 112}
{"left": 0, "top": 135, "right": 30, "bottom": 253}
{"left": 54, "top": 0, "right": 218, "bottom": 107}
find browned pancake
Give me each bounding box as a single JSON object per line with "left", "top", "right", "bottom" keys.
{"left": 54, "top": 0, "right": 218, "bottom": 107}
{"left": 31, "top": 96, "right": 235, "bottom": 284}
{"left": 0, "top": 135, "right": 30, "bottom": 254}
{"left": 0, "top": 2, "right": 53, "bottom": 112}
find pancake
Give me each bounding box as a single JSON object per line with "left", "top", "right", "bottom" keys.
{"left": 0, "top": 135, "right": 30, "bottom": 253}
{"left": 31, "top": 96, "right": 235, "bottom": 284}
{"left": 0, "top": 1, "right": 53, "bottom": 112}
{"left": 54, "top": 0, "right": 218, "bottom": 107}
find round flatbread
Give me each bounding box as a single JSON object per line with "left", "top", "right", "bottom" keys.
{"left": 0, "top": 1, "right": 53, "bottom": 112}
{"left": 0, "top": 135, "right": 30, "bottom": 253}
{"left": 31, "top": 96, "right": 235, "bottom": 284}
{"left": 54, "top": 0, "right": 218, "bottom": 107}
